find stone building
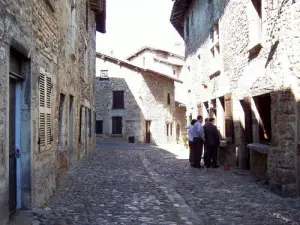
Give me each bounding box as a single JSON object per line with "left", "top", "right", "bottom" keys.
{"left": 95, "top": 50, "right": 183, "bottom": 144}
{"left": 126, "top": 47, "right": 187, "bottom": 143}
{"left": 170, "top": 0, "right": 300, "bottom": 195}
{"left": 0, "top": 0, "right": 106, "bottom": 223}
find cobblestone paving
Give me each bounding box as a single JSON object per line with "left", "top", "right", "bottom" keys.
{"left": 30, "top": 142, "right": 300, "bottom": 225}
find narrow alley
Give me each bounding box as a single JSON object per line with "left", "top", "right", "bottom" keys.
{"left": 27, "top": 142, "right": 300, "bottom": 225}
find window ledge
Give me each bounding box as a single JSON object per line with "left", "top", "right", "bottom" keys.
{"left": 248, "top": 42, "right": 263, "bottom": 53}
{"left": 110, "top": 134, "right": 123, "bottom": 137}
{"left": 247, "top": 143, "right": 269, "bottom": 154}
{"left": 209, "top": 70, "right": 221, "bottom": 79}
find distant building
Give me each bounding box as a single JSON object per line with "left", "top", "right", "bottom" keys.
{"left": 95, "top": 48, "right": 185, "bottom": 145}
{"left": 171, "top": 0, "right": 300, "bottom": 195}
{"left": 0, "top": 0, "right": 106, "bottom": 223}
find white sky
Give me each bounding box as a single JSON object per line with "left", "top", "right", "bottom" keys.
{"left": 95, "top": 0, "right": 184, "bottom": 59}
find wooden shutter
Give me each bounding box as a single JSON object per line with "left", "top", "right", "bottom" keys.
{"left": 113, "top": 91, "right": 124, "bottom": 109}
{"left": 39, "top": 68, "right": 52, "bottom": 152}
{"left": 224, "top": 93, "right": 234, "bottom": 144}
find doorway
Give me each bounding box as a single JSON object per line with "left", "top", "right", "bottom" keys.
{"left": 84, "top": 107, "right": 88, "bottom": 154}
{"left": 241, "top": 97, "right": 253, "bottom": 169}
{"left": 145, "top": 120, "right": 151, "bottom": 143}
{"left": 9, "top": 77, "right": 21, "bottom": 215}
{"left": 176, "top": 124, "right": 180, "bottom": 143}
{"left": 68, "top": 95, "right": 74, "bottom": 164}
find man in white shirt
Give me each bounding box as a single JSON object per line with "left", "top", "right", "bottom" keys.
{"left": 185, "top": 119, "right": 197, "bottom": 166}
{"left": 192, "top": 115, "right": 205, "bottom": 168}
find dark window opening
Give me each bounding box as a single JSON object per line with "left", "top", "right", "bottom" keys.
{"left": 86, "top": 0, "right": 89, "bottom": 31}
{"left": 96, "top": 120, "right": 103, "bottom": 134}
{"left": 254, "top": 93, "right": 271, "bottom": 144}
{"left": 113, "top": 91, "right": 124, "bottom": 109}
{"left": 112, "top": 117, "right": 122, "bottom": 134}
{"left": 167, "top": 93, "right": 171, "bottom": 105}
{"left": 166, "top": 123, "right": 169, "bottom": 136}
{"left": 251, "top": 0, "right": 262, "bottom": 18}
{"left": 78, "top": 106, "right": 83, "bottom": 143}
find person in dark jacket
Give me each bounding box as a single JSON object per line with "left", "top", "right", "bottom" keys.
{"left": 204, "top": 117, "right": 220, "bottom": 168}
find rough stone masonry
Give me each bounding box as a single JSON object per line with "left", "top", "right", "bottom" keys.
{"left": 170, "top": 0, "right": 300, "bottom": 195}
{"left": 0, "top": 0, "right": 105, "bottom": 224}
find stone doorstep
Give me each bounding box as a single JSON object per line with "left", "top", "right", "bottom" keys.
{"left": 247, "top": 143, "right": 269, "bottom": 154}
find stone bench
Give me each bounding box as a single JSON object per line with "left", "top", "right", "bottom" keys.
{"left": 247, "top": 143, "right": 269, "bottom": 181}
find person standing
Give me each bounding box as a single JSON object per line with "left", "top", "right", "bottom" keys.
{"left": 192, "top": 115, "right": 205, "bottom": 168}
{"left": 185, "top": 119, "right": 197, "bottom": 166}
{"left": 203, "top": 118, "right": 210, "bottom": 167}
{"left": 204, "top": 117, "right": 220, "bottom": 168}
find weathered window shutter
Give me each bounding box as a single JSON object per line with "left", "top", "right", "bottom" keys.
{"left": 224, "top": 93, "right": 234, "bottom": 144}
{"left": 39, "top": 68, "right": 52, "bottom": 151}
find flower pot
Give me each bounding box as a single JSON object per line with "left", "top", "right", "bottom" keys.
{"left": 224, "top": 164, "right": 231, "bottom": 171}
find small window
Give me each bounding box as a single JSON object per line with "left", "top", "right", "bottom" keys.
{"left": 173, "top": 70, "right": 176, "bottom": 75}
{"left": 112, "top": 117, "right": 122, "bottom": 134}
{"left": 251, "top": 0, "right": 262, "bottom": 18}
{"left": 86, "top": 0, "right": 89, "bottom": 31}
{"left": 166, "top": 123, "right": 169, "bottom": 136}
{"left": 78, "top": 106, "right": 83, "bottom": 143}
{"left": 167, "top": 93, "right": 171, "bottom": 105}
{"left": 96, "top": 120, "right": 103, "bottom": 134}
{"left": 100, "top": 70, "right": 109, "bottom": 79}
{"left": 113, "top": 91, "right": 124, "bottom": 109}
{"left": 69, "top": 5, "right": 76, "bottom": 51}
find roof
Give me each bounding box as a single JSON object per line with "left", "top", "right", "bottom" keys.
{"left": 91, "top": 0, "right": 106, "bottom": 33}
{"left": 126, "top": 46, "right": 184, "bottom": 61}
{"left": 96, "top": 52, "right": 183, "bottom": 83}
{"left": 170, "top": 0, "right": 193, "bottom": 38}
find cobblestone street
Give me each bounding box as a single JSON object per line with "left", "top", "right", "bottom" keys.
{"left": 29, "top": 142, "right": 300, "bottom": 225}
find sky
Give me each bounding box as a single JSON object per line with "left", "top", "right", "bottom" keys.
{"left": 95, "top": 0, "right": 184, "bottom": 59}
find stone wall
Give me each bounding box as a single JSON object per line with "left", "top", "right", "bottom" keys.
{"left": 95, "top": 58, "right": 176, "bottom": 145}
{"left": 182, "top": 0, "right": 300, "bottom": 195}
{"left": 0, "top": 0, "right": 99, "bottom": 223}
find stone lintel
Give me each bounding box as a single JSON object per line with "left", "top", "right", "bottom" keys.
{"left": 247, "top": 143, "right": 269, "bottom": 154}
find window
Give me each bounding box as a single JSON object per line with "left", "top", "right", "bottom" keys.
{"left": 166, "top": 123, "right": 169, "bottom": 136}
{"left": 254, "top": 94, "right": 271, "bottom": 143}
{"left": 84, "top": 42, "right": 88, "bottom": 78}
{"left": 39, "top": 68, "right": 52, "bottom": 151}
{"left": 167, "top": 93, "right": 171, "bottom": 105}
{"left": 100, "top": 70, "right": 109, "bottom": 79}
{"left": 185, "top": 15, "right": 189, "bottom": 39}
{"left": 86, "top": 0, "right": 89, "bottom": 31}
{"left": 143, "top": 57, "right": 146, "bottom": 67}
{"left": 44, "top": 0, "right": 55, "bottom": 12}
{"left": 252, "top": 0, "right": 262, "bottom": 18}
{"left": 78, "top": 105, "right": 83, "bottom": 143}
{"left": 112, "top": 117, "right": 122, "bottom": 134}
{"left": 166, "top": 123, "right": 172, "bottom": 136}
{"left": 113, "top": 91, "right": 124, "bottom": 109}
{"left": 96, "top": 120, "right": 103, "bottom": 134}
{"left": 210, "top": 20, "right": 220, "bottom": 70}
{"left": 173, "top": 69, "right": 176, "bottom": 75}
{"left": 69, "top": 4, "right": 76, "bottom": 51}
